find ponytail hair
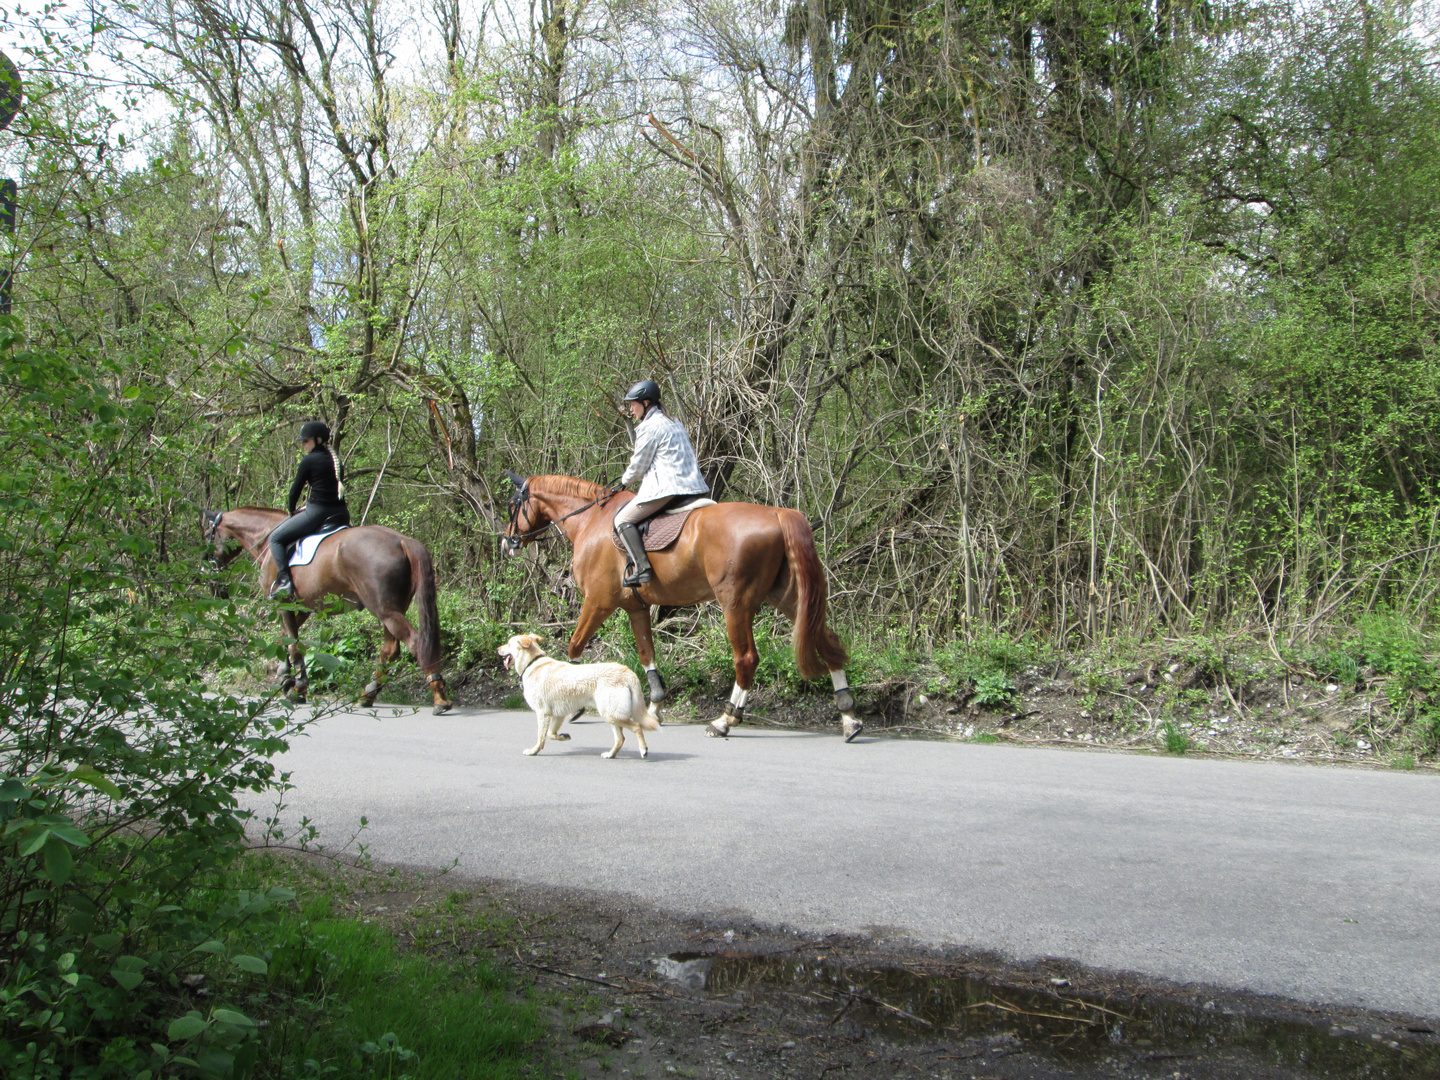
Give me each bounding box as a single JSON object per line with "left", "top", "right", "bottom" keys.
{"left": 326, "top": 446, "right": 347, "bottom": 499}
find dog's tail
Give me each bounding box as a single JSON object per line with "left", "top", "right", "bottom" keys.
{"left": 633, "top": 688, "right": 661, "bottom": 731}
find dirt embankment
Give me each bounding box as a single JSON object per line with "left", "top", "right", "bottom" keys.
{"left": 295, "top": 856, "right": 1439, "bottom": 1080}
{"left": 437, "top": 649, "right": 1438, "bottom": 771}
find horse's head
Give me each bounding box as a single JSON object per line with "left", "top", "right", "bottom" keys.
{"left": 501, "top": 471, "right": 547, "bottom": 555}
{"left": 202, "top": 509, "right": 244, "bottom": 569}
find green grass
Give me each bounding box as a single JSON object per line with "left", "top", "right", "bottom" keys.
{"left": 178, "top": 856, "right": 553, "bottom": 1080}
{"left": 1160, "top": 720, "right": 1191, "bottom": 755}
{"left": 251, "top": 897, "right": 546, "bottom": 1078}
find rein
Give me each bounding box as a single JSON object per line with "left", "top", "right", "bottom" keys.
{"left": 211, "top": 511, "right": 287, "bottom": 569}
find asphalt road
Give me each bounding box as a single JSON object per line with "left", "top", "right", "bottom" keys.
{"left": 256, "top": 705, "right": 1440, "bottom": 1020}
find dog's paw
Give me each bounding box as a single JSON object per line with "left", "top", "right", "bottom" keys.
{"left": 601, "top": 749, "right": 618, "bottom": 759}
{"left": 523, "top": 747, "right": 542, "bottom": 756}
{"left": 552, "top": 732, "right": 571, "bottom": 741}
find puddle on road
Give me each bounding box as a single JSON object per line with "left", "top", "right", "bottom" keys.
{"left": 656, "top": 951, "right": 1439, "bottom": 1078}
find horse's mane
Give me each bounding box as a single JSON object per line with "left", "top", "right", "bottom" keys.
{"left": 232, "top": 505, "right": 287, "bottom": 518}
{"left": 529, "top": 475, "right": 605, "bottom": 500}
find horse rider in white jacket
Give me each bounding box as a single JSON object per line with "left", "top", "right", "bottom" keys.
{"left": 613, "top": 379, "right": 710, "bottom": 587}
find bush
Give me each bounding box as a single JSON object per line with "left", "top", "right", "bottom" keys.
{"left": 0, "top": 319, "right": 312, "bottom": 1076}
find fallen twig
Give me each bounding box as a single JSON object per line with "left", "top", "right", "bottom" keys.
{"left": 967, "top": 995, "right": 1099, "bottom": 1025}
{"left": 517, "top": 956, "right": 623, "bottom": 988}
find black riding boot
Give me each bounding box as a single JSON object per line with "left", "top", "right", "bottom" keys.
{"left": 616, "top": 523, "right": 654, "bottom": 587}
{"left": 271, "top": 571, "right": 295, "bottom": 600}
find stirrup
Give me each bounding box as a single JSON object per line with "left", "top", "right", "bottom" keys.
{"left": 621, "top": 561, "right": 653, "bottom": 588}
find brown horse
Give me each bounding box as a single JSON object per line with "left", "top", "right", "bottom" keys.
{"left": 204, "top": 507, "right": 452, "bottom": 713}
{"left": 502, "top": 474, "right": 861, "bottom": 740}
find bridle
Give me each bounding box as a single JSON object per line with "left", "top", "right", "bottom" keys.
{"left": 503, "top": 481, "right": 549, "bottom": 553}
{"left": 203, "top": 511, "right": 225, "bottom": 565}
{"left": 502, "top": 476, "right": 621, "bottom": 554}
{"left": 203, "top": 510, "right": 274, "bottom": 569}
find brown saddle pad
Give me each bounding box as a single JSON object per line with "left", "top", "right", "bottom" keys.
{"left": 610, "top": 504, "right": 706, "bottom": 554}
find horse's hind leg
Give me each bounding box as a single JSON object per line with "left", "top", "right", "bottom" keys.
{"left": 360, "top": 632, "right": 401, "bottom": 708}
{"left": 377, "top": 609, "right": 453, "bottom": 715}
{"left": 281, "top": 610, "right": 310, "bottom": 703}
{"left": 831, "top": 669, "right": 862, "bottom": 742}
{"left": 428, "top": 676, "right": 453, "bottom": 715}
{"left": 772, "top": 591, "right": 862, "bottom": 741}
{"left": 708, "top": 602, "right": 760, "bottom": 738}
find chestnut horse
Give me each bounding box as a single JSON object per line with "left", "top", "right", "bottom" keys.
{"left": 204, "top": 507, "right": 452, "bottom": 713}
{"left": 501, "top": 474, "right": 860, "bottom": 740}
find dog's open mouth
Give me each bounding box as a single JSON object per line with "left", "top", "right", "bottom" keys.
{"left": 501, "top": 653, "right": 512, "bottom": 671}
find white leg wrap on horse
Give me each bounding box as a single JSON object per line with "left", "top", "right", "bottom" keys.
{"left": 729, "top": 684, "right": 749, "bottom": 708}
{"left": 831, "top": 669, "right": 858, "bottom": 738}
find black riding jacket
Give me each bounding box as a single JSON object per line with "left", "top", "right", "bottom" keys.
{"left": 287, "top": 447, "right": 344, "bottom": 513}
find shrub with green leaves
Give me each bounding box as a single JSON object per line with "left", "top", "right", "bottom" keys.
{"left": 970, "top": 671, "right": 1017, "bottom": 708}
{"left": 0, "top": 319, "right": 312, "bottom": 1077}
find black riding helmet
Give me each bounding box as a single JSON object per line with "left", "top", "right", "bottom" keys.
{"left": 298, "top": 420, "right": 331, "bottom": 443}
{"left": 623, "top": 379, "right": 661, "bottom": 407}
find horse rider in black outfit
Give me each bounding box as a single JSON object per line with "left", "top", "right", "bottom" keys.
{"left": 269, "top": 420, "right": 350, "bottom": 599}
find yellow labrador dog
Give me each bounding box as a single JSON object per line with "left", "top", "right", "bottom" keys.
{"left": 497, "top": 634, "right": 660, "bottom": 758}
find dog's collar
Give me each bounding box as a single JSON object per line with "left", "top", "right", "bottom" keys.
{"left": 517, "top": 652, "right": 548, "bottom": 679}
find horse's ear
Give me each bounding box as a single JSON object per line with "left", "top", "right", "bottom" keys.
{"left": 504, "top": 470, "right": 525, "bottom": 489}
{"left": 203, "top": 509, "right": 221, "bottom": 524}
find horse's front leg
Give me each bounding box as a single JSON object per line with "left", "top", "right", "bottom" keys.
{"left": 623, "top": 602, "right": 667, "bottom": 703}
{"left": 567, "top": 595, "right": 616, "bottom": 658}
{"left": 554, "top": 597, "right": 615, "bottom": 725}
{"left": 708, "top": 602, "right": 760, "bottom": 738}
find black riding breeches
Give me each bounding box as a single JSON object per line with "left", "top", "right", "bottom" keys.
{"left": 269, "top": 501, "right": 351, "bottom": 579}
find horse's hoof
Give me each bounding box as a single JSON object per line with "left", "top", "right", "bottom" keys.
{"left": 294, "top": 693, "right": 307, "bottom": 705}
{"left": 842, "top": 715, "right": 863, "bottom": 742}
{"left": 432, "top": 702, "right": 452, "bottom": 715}
{"left": 707, "top": 719, "right": 729, "bottom": 738}
{"left": 359, "top": 696, "right": 376, "bottom": 708}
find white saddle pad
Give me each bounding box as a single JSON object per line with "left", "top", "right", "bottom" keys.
{"left": 662, "top": 497, "right": 716, "bottom": 514}
{"left": 289, "top": 526, "right": 348, "bottom": 567}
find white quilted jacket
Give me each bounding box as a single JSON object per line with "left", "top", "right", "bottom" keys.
{"left": 620, "top": 408, "right": 709, "bottom": 501}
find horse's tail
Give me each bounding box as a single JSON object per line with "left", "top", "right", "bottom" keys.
{"left": 404, "top": 538, "right": 444, "bottom": 675}
{"left": 777, "top": 509, "right": 849, "bottom": 680}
